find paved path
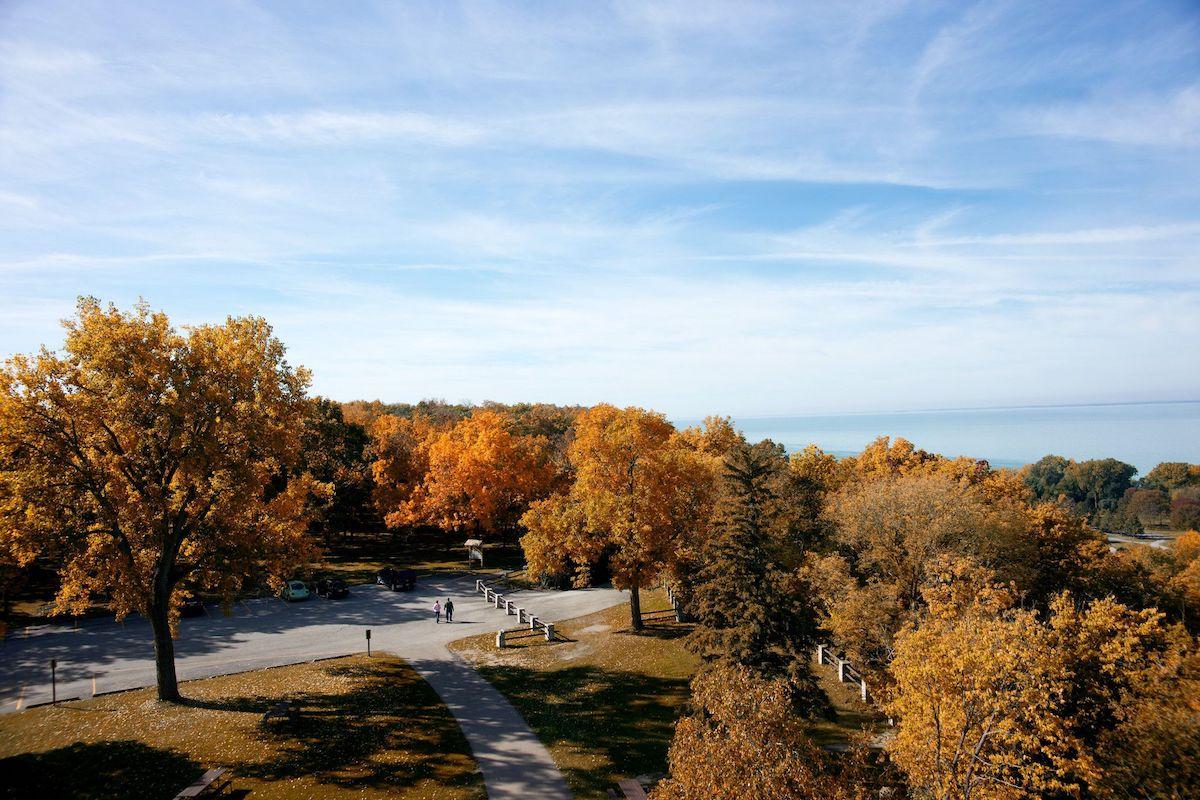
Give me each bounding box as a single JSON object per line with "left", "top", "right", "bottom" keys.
{"left": 0, "top": 574, "right": 626, "bottom": 799}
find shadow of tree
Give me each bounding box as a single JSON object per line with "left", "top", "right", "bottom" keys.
{"left": 187, "top": 660, "right": 482, "bottom": 795}
{"left": 0, "top": 740, "right": 200, "bottom": 800}
{"left": 475, "top": 664, "right": 690, "bottom": 798}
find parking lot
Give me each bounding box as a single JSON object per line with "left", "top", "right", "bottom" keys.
{"left": 0, "top": 574, "right": 624, "bottom": 711}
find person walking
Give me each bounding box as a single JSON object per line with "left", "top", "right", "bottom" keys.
{"left": 444, "top": 598, "right": 454, "bottom": 622}
{"left": 433, "top": 599, "right": 442, "bottom": 624}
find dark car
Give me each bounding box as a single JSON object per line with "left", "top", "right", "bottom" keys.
{"left": 180, "top": 594, "right": 205, "bottom": 617}
{"left": 376, "top": 566, "right": 417, "bottom": 591}
{"left": 315, "top": 577, "right": 350, "bottom": 599}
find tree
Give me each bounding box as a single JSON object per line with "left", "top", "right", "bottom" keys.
{"left": 888, "top": 575, "right": 1197, "bottom": 800}
{"left": 1021, "top": 454, "right": 1071, "bottom": 501}
{"left": 368, "top": 413, "right": 436, "bottom": 531}
{"left": 0, "top": 299, "right": 318, "bottom": 701}
{"left": 685, "top": 441, "right": 821, "bottom": 696}
{"left": 826, "top": 474, "right": 1026, "bottom": 609}
{"left": 404, "top": 409, "right": 557, "bottom": 538}
{"left": 300, "top": 397, "right": 372, "bottom": 542}
{"left": 1140, "top": 461, "right": 1200, "bottom": 493}
{"left": 521, "top": 404, "right": 715, "bottom": 630}
{"left": 652, "top": 663, "right": 871, "bottom": 800}
{"left": 1062, "top": 458, "right": 1137, "bottom": 516}
{"left": 1171, "top": 498, "right": 1200, "bottom": 533}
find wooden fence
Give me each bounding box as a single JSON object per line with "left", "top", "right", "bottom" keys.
{"left": 474, "top": 579, "right": 555, "bottom": 647}
{"left": 815, "top": 643, "right": 870, "bottom": 703}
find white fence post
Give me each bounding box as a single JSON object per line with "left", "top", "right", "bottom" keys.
{"left": 816, "top": 644, "right": 825, "bottom": 665}
{"left": 544, "top": 623, "right": 554, "bottom": 641}
{"left": 493, "top": 593, "right": 501, "bottom": 608}
{"left": 496, "top": 630, "right": 506, "bottom": 648}
{"left": 838, "top": 658, "right": 847, "bottom": 683}
{"left": 529, "top": 615, "right": 538, "bottom": 632}
{"left": 860, "top": 678, "right": 868, "bottom": 703}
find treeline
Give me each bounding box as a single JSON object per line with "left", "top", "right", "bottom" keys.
{"left": 1022, "top": 454, "right": 1200, "bottom": 534}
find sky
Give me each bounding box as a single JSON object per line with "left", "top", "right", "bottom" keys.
{"left": 1, "top": 1, "right": 1198, "bottom": 418}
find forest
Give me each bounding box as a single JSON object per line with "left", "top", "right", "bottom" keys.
{"left": 1, "top": 301, "right": 1198, "bottom": 799}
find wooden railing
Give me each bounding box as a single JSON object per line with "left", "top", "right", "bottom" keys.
{"left": 815, "top": 643, "right": 869, "bottom": 703}
{"left": 475, "top": 578, "right": 555, "bottom": 646}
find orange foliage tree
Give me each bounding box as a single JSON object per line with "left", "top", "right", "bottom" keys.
{"left": 402, "top": 409, "right": 557, "bottom": 537}
{"left": 0, "top": 299, "right": 319, "bottom": 701}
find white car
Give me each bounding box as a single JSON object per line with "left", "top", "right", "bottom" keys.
{"left": 281, "top": 580, "right": 310, "bottom": 602}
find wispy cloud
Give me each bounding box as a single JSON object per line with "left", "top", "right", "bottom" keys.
{"left": 1, "top": 0, "right": 1198, "bottom": 414}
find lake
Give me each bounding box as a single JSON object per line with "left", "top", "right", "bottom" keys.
{"left": 679, "top": 402, "right": 1200, "bottom": 475}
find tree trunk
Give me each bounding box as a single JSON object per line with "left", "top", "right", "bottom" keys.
{"left": 630, "top": 583, "right": 643, "bottom": 631}
{"left": 148, "top": 597, "right": 181, "bottom": 702}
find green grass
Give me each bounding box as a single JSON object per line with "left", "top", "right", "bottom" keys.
{"left": 449, "top": 591, "right": 697, "bottom": 799}
{"left": 0, "top": 655, "right": 485, "bottom": 800}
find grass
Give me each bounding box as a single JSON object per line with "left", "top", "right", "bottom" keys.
{"left": 448, "top": 589, "right": 697, "bottom": 799}
{"left": 0, "top": 655, "right": 485, "bottom": 800}
{"left": 807, "top": 667, "right": 891, "bottom": 750}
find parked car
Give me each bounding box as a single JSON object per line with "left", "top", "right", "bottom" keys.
{"left": 281, "top": 579, "right": 310, "bottom": 602}
{"left": 315, "top": 577, "right": 349, "bottom": 599}
{"left": 376, "top": 566, "right": 417, "bottom": 591}
{"left": 180, "top": 594, "right": 205, "bottom": 617}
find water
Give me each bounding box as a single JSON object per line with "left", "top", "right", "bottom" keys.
{"left": 681, "top": 402, "right": 1200, "bottom": 475}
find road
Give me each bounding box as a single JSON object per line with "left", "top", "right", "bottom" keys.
{"left": 0, "top": 574, "right": 627, "bottom": 799}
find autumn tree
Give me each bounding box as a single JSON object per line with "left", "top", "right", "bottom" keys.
{"left": 652, "top": 663, "right": 872, "bottom": 800}
{"left": 301, "top": 397, "right": 372, "bottom": 542}
{"left": 403, "top": 409, "right": 557, "bottom": 538}
{"left": 0, "top": 299, "right": 319, "bottom": 701}
{"left": 685, "top": 441, "right": 821, "bottom": 695}
{"left": 368, "top": 412, "right": 437, "bottom": 531}
{"left": 826, "top": 473, "right": 1027, "bottom": 609}
{"left": 888, "top": 572, "right": 1199, "bottom": 800}
{"left": 521, "top": 404, "right": 715, "bottom": 629}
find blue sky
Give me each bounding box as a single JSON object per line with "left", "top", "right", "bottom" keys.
{"left": 1, "top": 1, "right": 1198, "bottom": 417}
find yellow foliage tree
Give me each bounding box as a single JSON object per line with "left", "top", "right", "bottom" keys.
{"left": 652, "top": 662, "right": 871, "bottom": 800}
{"left": 521, "top": 404, "right": 716, "bottom": 629}
{"left": 0, "top": 299, "right": 319, "bottom": 701}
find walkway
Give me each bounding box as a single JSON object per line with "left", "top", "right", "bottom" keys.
{"left": 0, "top": 574, "right": 626, "bottom": 799}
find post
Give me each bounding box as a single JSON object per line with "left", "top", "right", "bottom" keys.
{"left": 838, "top": 658, "right": 847, "bottom": 683}
{"left": 529, "top": 615, "right": 538, "bottom": 632}
{"left": 505, "top": 600, "right": 514, "bottom": 615}
{"left": 496, "top": 630, "right": 506, "bottom": 648}
{"left": 476, "top": 579, "right": 484, "bottom": 593}
{"left": 517, "top": 608, "right": 526, "bottom": 623}
{"left": 365, "top": 628, "right": 372, "bottom": 657}
{"left": 816, "top": 644, "right": 825, "bottom": 665}
{"left": 860, "top": 678, "right": 868, "bottom": 703}
{"left": 544, "top": 623, "right": 554, "bottom": 641}
{"left": 50, "top": 659, "right": 57, "bottom": 705}
{"left": 493, "top": 593, "right": 501, "bottom": 609}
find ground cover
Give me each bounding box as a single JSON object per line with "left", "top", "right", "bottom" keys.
{"left": 448, "top": 589, "right": 695, "bottom": 799}
{"left": 0, "top": 655, "right": 484, "bottom": 800}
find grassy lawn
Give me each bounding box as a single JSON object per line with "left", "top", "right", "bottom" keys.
{"left": 449, "top": 589, "right": 697, "bottom": 799}
{"left": 807, "top": 666, "right": 892, "bottom": 750}
{"left": 0, "top": 655, "right": 484, "bottom": 800}
{"left": 314, "top": 532, "right": 525, "bottom": 586}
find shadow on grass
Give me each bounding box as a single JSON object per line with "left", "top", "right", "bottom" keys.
{"left": 475, "top": 663, "right": 690, "bottom": 798}
{"left": 184, "top": 661, "right": 482, "bottom": 796}
{"left": 0, "top": 740, "right": 201, "bottom": 800}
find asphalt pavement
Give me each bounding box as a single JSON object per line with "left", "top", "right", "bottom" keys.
{"left": 0, "top": 573, "right": 627, "bottom": 800}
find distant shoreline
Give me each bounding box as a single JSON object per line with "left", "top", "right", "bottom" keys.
{"left": 725, "top": 399, "right": 1200, "bottom": 422}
